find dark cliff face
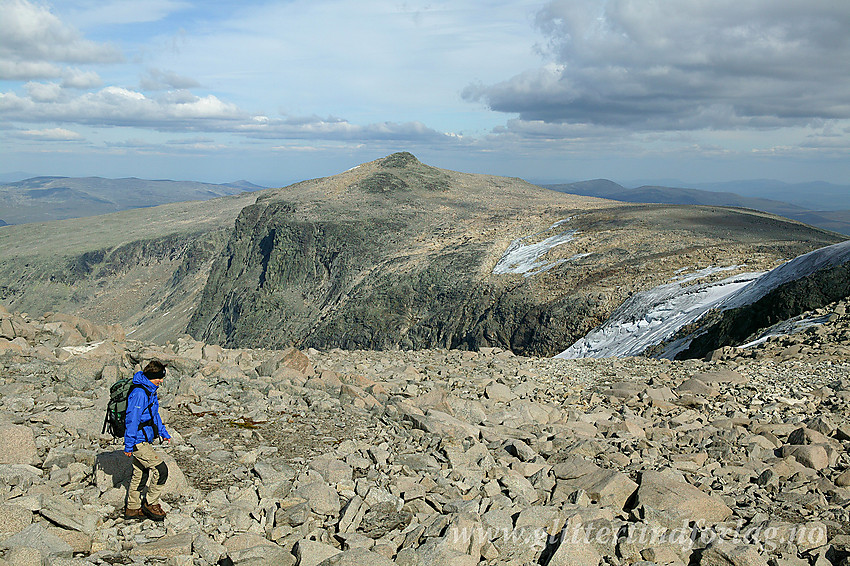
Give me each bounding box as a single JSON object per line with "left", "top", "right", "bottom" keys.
{"left": 186, "top": 153, "right": 844, "bottom": 355}
{"left": 185, "top": 211, "right": 596, "bottom": 353}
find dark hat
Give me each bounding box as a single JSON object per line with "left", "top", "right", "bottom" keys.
{"left": 143, "top": 360, "right": 166, "bottom": 380}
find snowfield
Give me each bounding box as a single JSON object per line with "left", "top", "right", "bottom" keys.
{"left": 556, "top": 239, "right": 850, "bottom": 359}
{"left": 493, "top": 219, "right": 579, "bottom": 277}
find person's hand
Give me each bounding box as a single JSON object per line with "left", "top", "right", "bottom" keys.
{"left": 124, "top": 451, "right": 133, "bottom": 457}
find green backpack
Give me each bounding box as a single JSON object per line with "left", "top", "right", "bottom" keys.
{"left": 102, "top": 378, "right": 152, "bottom": 438}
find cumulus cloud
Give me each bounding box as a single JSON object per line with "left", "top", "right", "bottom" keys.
{"left": 0, "top": 86, "right": 246, "bottom": 129}
{"left": 62, "top": 68, "right": 102, "bottom": 89}
{"left": 464, "top": 0, "right": 850, "bottom": 131}
{"left": 24, "top": 81, "right": 63, "bottom": 102}
{"left": 0, "top": 60, "right": 62, "bottom": 80}
{"left": 0, "top": 0, "right": 122, "bottom": 80}
{"left": 0, "top": 82, "right": 460, "bottom": 146}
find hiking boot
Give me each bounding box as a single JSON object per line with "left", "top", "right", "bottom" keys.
{"left": 124, "top": 506, "right": 145, "bottom": 520}
{"left": 142, "top": 501, "right": 166, "bottom": 521}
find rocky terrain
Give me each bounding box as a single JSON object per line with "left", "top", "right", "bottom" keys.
{"left": 0, "top": 190, "right": 259, "bottom": 344}
{"left": 3, "top": 301, "right": 850, "bottom": 566}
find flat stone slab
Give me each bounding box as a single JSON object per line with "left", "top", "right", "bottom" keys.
{"left": 130, "top": 533, "right": 194, "bottom": 559}
{"left": 553, "top": 455, "right": 638, "bottom": 510}
{"left": 634, "top": 470, "right": 732, "bottom": 526}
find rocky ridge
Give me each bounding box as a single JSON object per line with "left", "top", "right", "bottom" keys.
{"left": 2, "top": 302, "right": 850, "bottom": 566}
{"left": 186, "top": 153, "right": 842, "bottom": 356}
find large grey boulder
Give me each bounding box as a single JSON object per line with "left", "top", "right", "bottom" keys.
{"left": 293, "top": 480, "right": 341, "bottom": 516}
{"left": 45, "top": 409, "right": 103, "bottom": 436}
{"left": 229, "top": 543, "right": 295, "bottom": 566}
{"left": 634, "top": 471, "right": 732, "bottom": 526}
{"left": 58, "top": 357, "right": 107, "bottom": 391}
{"left": 700, "top": 540, "right": 769, "bottom": 566}
{"left": 5, "top": 545, "right": 46, "bottom": 566}
{"left": 499, "top": 468, "right": 539, "bottom": 505}
{"left": 405, "top": 410, "right": 480, "bottom": 440}
{"left": 308, "top": 456, "right": 353, "bottom": 484}
{"left": 0, "top": 504, "right": 32, "bottom": 539}
{"left": 552, "top": 455, "right": 638, "bottom": 510}
{"left": 396, "top": 540, "right": 479, "bottom": 566}
{"left": 296, "top": 539, "right": 341, "bottom": 566}
{"left": 39, "top": 496, "right": 100, "bottom": 535}
{"left": 193, "top": 533, "right": 227, "bottom": 565}
{"left": 130, "top": 533, "right": 194, "bottom": 559}
{"left": 780, "top": 445, "right": 830, "bottom": 470}
{"left": 0, "top": 523, "right": 72, "bottom": 560}
{"left": 546, "top": 515, "right": 602, "bottom": 566}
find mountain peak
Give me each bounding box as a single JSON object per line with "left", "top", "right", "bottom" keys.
{"left": 379, "top": 152, "right": 420, "bottom": 168}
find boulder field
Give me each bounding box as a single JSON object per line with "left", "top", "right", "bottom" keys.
{"left": 1, "top": 301, "right": 850, "bottom": 565}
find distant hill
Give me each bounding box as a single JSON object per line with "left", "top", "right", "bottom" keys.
{"left": 691, "top": 180, "right": 850, "bottom": 212}
{"left": 545, "top": 180, "right": 850, "bottom": 235}
{"left": 0, "top": 176, "right": 266, "bottom": 225}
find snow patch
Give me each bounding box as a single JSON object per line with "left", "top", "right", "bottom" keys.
{"left": 556, "top": 266, "right": 758, "bottom": 359}
{"left": 493, "top": 219, "right": 579, "bottom": 277}
{"left": 61, "top": 341, "right": 104, "bottom": 356}
{"left": 738, "top": 314, "right": 831, "bottom": 349}
{"left": 722, "top": 240, "right": 850, "bottom": 309}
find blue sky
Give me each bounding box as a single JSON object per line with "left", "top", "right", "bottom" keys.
{"left": 1, "top": 0, "right": 849, "bottom": 187}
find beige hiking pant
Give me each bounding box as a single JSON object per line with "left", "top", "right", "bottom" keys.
{"left": 127, "top": 442, "right": 168, "bottom": 509}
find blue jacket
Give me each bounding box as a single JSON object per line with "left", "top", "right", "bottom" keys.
{"left": 124, "top": 371, "right": 170, "bottom": 453}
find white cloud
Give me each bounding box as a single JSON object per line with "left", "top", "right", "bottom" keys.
{"left": 62, "top": 68, "right": 102, "bottom": 89}
{"left": 237, "top": 116, "right": 461, "bottom": 143}
{"left": 0, "top": 0, "right": 122, "bottom": 80}
{"left": 17, "top": 127, "right": 83, "bottom": 141}
{"left": 24, "top": 81, "right": 62, "bottom": 102}
{"left": 0, "top": 60, "right": 62, "bottom": 80}
{"left": 0, "top": 82, "right": 462, "bottom": 147}
{"left": 0, "top": 86, "right": 245, "bottom": 128}
{"left": 139, "top": 68, "right": 201, "bottom": 91}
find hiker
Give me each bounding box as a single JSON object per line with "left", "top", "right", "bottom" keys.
{"left": 123, "top": 360, "right": 172, "bottom": 521}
